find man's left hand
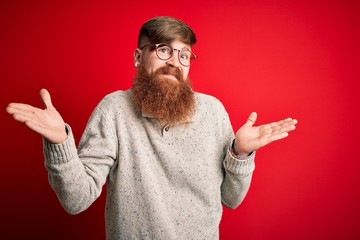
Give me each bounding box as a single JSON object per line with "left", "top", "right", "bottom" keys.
{"left": 233, "top": 112, "right": 298, "bottom": 157}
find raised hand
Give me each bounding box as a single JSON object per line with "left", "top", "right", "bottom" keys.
{"left": 6, "top": 89, "right": 67, "bottom": 144}
{"left": 234, "top": 112, "right": 297, "bottom": 157}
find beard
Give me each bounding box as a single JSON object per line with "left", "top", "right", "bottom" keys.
{"left": 132, "top": 64, "right": 195, "bottom": 126}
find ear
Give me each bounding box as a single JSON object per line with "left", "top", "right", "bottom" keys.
{"left": 133, "top": 48, "right": 141, "bottom": 67}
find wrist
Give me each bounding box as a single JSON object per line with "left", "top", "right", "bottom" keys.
{"left": 232, "top": 139, "right": 250, "bottom": 158}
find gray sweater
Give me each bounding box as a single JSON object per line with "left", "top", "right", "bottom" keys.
{"left": 43, "top": 90, "right": 255, "bottom": 240}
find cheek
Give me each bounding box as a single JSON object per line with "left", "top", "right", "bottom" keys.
{"left": 182, "top": 68, "right": 189, "bottom": 79}
{"left": 144, "top": 60, "right": 164, "bottom": 74}
{"left": 143, "top": 64, "right": 156, "bottom": 75}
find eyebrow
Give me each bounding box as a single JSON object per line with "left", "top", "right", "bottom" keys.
{"left": 172, "top": 45, "right": 191, "bottom": 51}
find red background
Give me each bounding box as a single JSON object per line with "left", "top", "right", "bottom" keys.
{"left": 1, "top": 0, "right": 359, "bottom": 239}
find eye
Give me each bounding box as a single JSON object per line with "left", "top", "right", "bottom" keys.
{"left": 180, "top": 51, "right": 191, "bottom": 61}
{"left": 157, "top": 45, "right": 172, "bottom": 56}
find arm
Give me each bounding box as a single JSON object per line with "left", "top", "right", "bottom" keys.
{"left": 221, "top": 150, "right": 255, "bottom": 209}
{"left": 44, "top": 107, "right": 116, "bottom": 214}
{"left": 221, "top": 112, "right": 297, "bottom": 209}
{"left": 6, "top": 89, "right": 115, "bottom": 214}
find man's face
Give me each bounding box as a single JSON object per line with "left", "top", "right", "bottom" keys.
{"left": 134, "top": 40, "right": 191, "bottom": 82}
{"left": 132, "top": 40, "right": 195, "bottom": 125}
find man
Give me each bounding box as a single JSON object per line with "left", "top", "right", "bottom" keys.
{"left": 6, "top": 16, "right": 297, "bottom": 239}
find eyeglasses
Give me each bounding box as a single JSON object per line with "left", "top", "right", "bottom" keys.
{"left": 139, "top": 43, "right": 197, "bottom": 67}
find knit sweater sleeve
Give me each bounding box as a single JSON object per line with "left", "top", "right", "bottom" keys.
{"left": 43, "top": 103, "right": 117, "bottom": 214}
{"left": 213, "top": 99, "right": 255, "bottom": 209}
{"left": 221, "top": 150, "right": 255, "bottom": 209}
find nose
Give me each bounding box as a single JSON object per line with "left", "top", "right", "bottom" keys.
{"left": 166, "top": 49, "right": 181, "bottom": 67}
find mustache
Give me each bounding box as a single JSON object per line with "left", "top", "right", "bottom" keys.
{"left": 155, "top": 65, "right": 183, "bottom": 81}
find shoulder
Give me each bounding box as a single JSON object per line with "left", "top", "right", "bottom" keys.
{"left": 194, "top": 92, "right": 227, "bottom": 113}
{"left": 100, "top": 90, "right": 131, "bottom": 104}
{"left": 192, "top": 92, "right": 233, "bottom": 137}
{"left": 94, "top": 90, "right": 136, "bottom": 116}
{"left": 192, "top": 92, "right": 230, "bottom": 124}
{"left": 96, "top": 90, "right": 131, "bottom": 107}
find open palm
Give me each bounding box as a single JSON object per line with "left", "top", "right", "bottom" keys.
{"left": 234, "top": 112, "right": 297, "bottom": 157}
{"left": 6, "top": 89, "right": 67, "bottom": 144}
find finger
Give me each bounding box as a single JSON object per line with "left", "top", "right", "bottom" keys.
{"left": 270, "top": 125, "right": 296, "bottom": 136}
{"left": 7, "top": 103, "right": 34, "bottom": 112}
{"left": 280, "top": 118, "right": 297, "bottom": 126}
{"left": 6, "top": 103, "right": 19, "bottom": 115}
{"left": 277, "top": 119, "right": 297, "bottom": 132}
{"left": 40, "top": 89, "right": 53, "bottom": 109}
{"left": 11, "top": 111, "right": 35, "bottom": 124}
{"left": 7, "top": 103, "right": 41, "bottom": 115}
{"left": 269, "top": 118, "right": 297, "bottom": 131}
{"left": 269, "top": 118, "right": 292, "bottom": 127}
{"left": 6, "top": 104, "right": 39, "bottom": 118}
{"left": 11, "top": 108, "right": 43, "bottom": 124}
{"left": 268, "top": 132, "right": 289, "bottom": 142}
{"left": 245, "top": 112, "right": 257, "bottom": 127}
{"left": 259, "top": 121, "right": 295, "bottom": 137}
{"left": 272, "top": 120, "right": 297, "bottom": 133}
{"left": 10, "top": 111, "right": 27, "bottom": 123}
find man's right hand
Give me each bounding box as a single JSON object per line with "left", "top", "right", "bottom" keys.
{"left": 6, "top": 89, "right": 67, "bottom": 144}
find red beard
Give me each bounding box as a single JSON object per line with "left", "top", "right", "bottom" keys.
{"left": 132, "top": 65, "right": 195, "bottom": 125}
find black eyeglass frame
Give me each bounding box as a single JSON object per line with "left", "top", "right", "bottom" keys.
{"left": 139, "top": 43, "right": 197, "bottom": 67}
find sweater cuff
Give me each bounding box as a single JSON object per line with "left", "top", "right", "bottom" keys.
{"left": 43, "top": 124, "right": 77, "bottom": 164}
{"left": 224, "top": 149, "right": 255, "bottom": 175}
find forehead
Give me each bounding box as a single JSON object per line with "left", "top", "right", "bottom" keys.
{"left": 168, "top": 40, "right": 192, "bottom": 50}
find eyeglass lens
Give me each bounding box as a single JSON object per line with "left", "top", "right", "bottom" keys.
{"left": 155, "top": 44, "right": 195, "bottom": 66}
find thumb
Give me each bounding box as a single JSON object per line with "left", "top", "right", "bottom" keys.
{"left": 244, "top": 112, "right": 257, "bottom": 126}
{"left": 40, "top": 89, "right": 53, "bottom": 109}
